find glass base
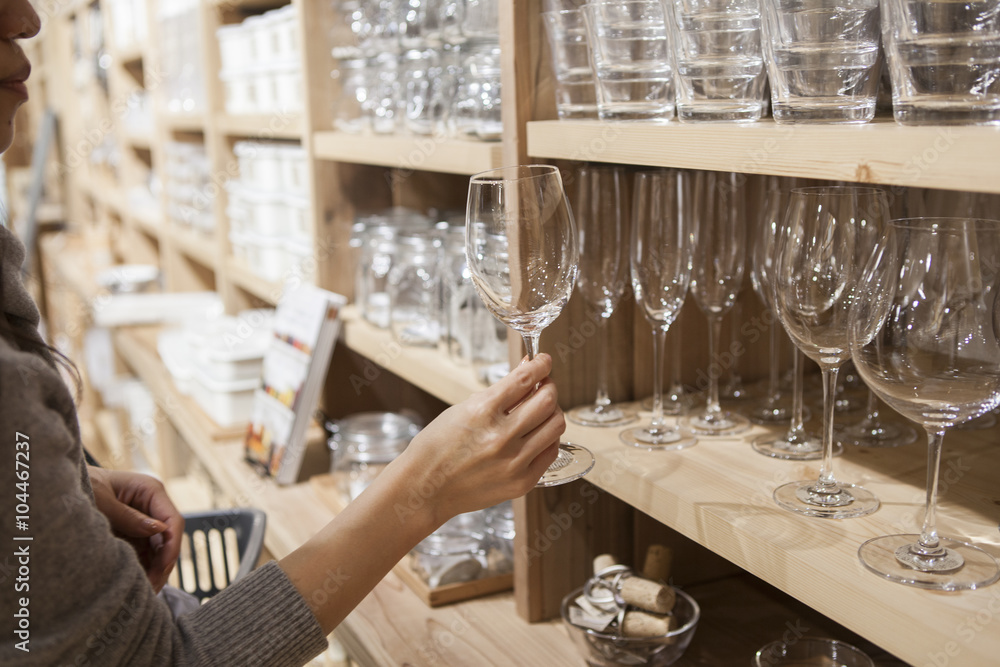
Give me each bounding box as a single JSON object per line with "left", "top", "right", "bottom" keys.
{"left": 620, "top": 424, "right": 697, "bottom": 452}
{"left": 858, "top": 534, "right": 1000, "bottom": 590}
{"left": 567, "top": 403, "right": 638, "bottom": 428}
{"left": 749, "top": 396, "right": 797, "bottom": 424}
{"left": 893, "top": 103, "right": 1000, "bottom": 126}
{"left": 838, "top": 420, "right": 918, "bottom": 448}
{"left": 752, "top": 431, "right": 838, "bottom": 461}
{"left": 598, "top": 106, "right": 673, "bottom": 123}
{"left": 536, "top": 444, "right": 595, "bottom": 487}
{"left": 677, "top": 102, "right": 764, "bottom": 123}
{"left": 640, "top": 393, "right": 693, "bottom": 416}
{"left": 773, "top": 480, "right": 879, "bottom": 519}
{"left": 685, "top": 410, "right": 751, "bottom": 436}
{"left": 772, "top": 100, "right": 876, "bottom": 124}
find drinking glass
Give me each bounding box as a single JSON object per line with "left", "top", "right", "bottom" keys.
{"left": 686, "top": 170, "right": 751, "bottom": 436}
{"left": 582, "top": 0, "right": 676, "bottom": 122}
{"left": 772, "top": 186, "right": 885, "bottom": 517}
{"left": 568, "top": 165, "right": 638, "bottom": 427}
{"left": 759, "top": 0, "right": 882, "bottom": 123}
{"left": 466, "top": 165, "right": 595, "bottom": 486}
{"left": 881, "top": 0, "right": 1000, "bottom": 125}
{"left": 838, "top": 387, "right": 918, "bottom": 448}
{"left": 750, "top": 179, "right": 826, "bottom": 460}
{"left": 542, "top": 8, "right": 599, "bottom": 119}
{"left": 662, "top": 0, "right": 768, "bottom": 122}
{"left": 621, "top": 169, "right": 697, "bottom": 450}
{"left": 850, "top": 217, "right": 1000, "bottom": 589}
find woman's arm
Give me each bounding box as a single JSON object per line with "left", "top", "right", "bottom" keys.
{"left": 280, "top": 353, "right": 563, "bottom": 633}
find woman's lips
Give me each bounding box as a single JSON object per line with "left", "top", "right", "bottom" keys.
{"left": 0, "top": 65, "right": 30, "bottom": 99}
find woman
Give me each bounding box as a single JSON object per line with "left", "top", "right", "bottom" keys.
{"left": 0, "top": 1, "right": 565, "bottom": 664}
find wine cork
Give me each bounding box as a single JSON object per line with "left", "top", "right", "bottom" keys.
{"left": 593, "top": 553, "right": 618, "bottom": 575}
{"left": 620, "top": 576, "right": 676, "bottom": 614}
{"left": 642, "top": 544, "right": 673, "bottom": 583}
{"left": 622, "top": 610, "right": 674, "bottom": 638}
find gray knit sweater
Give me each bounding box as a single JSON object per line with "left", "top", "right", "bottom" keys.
{"left": 0, "top": 225, "right": 329, "bottom": 665}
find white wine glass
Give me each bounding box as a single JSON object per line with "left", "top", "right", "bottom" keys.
{"left": 751, "top": 178, "right": 826, "bottom": 460}
{"left": 772, "top": 186, "right": 885, "bottom": 518}
{"left": 621, "top": 169, "right": 697, "bottom": 450}
{"left": 466, "top": 164, "right": 595, "bottom": 487}
{"left": 850, "top": 217, "right": 1000, "bottom": 590}
{"left": 686, "top": 170, "right": 751, "bottom": 436}
{"left": 567, "top": 164, "right": 638, "bottom": 428}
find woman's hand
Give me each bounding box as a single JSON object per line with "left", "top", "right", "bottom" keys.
{"left": 87, "top": 466, "right": 185, "bottom": 593}
{"left": 394, "top": 353, "right": 564, "bottom": 526}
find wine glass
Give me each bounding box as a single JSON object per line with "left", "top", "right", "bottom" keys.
{"left": 850, "top": 217, "right": 1000, "bottom": 590}
{"left": 686, "top": 170, "right": 751, "bottom": 436}
{"left": 567, "top": 164, "right": 638, "bottom": 427}
{"left": 621, "top": 169, "right": 697, "bottom": 450}
{"left": 771, "top": 186, "right": 885, "bottom": 518}
{"left": 466, "top": 164, "right": 595, "bottom": 486}
{"left": 838, "top": 387, "right": 918, "bottom": 448}
{"left": 751, "top": 178, "right": 826, "bottom": 460}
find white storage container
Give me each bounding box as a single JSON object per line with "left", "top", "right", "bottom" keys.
{"left": 247, "top": 190, "right": 286, "bottom": 236}
{"left": 269, "top": 5, "right": 299, "bottom": 62}
{"left": 250, "top": 143, "right": 282, "bottom": 190}
{"left": 221, "top": 69, "right": 255, "bottom": 115}
{"left": 284, "top": 237, "right": 314, "bottom": 282}
{"left": 279, "top": 144, "right": 309, "bottom": 195}
{"left": 283, "top": 192, "right": 311, "bottom": 237}
{"left": 229, "top": 231, "right": 250, "bottom": 263}
{"left": 245, "top": 232, "right": 288, "bottom": 281}
{"left": 217, "top": 23, "right": 249, "bottom": 74}
{"left": 192, "top": 369, "right": 260, "bottom": 428}
{"left": 273, "top": 61, "right": 302, "bottom": 113}
{"left": 198, "top": 333, "right": 269, "bottom": 384}
{"left": 158, "top": 328, "right": 196, "bottom": 395}
{"left": 243, "top": 14, "right": 268, "bottom": 65}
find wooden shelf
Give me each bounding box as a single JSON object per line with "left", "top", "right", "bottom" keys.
{"left": 527, "top": 119, "right": 1000, "bottom": 194}
{"left": 168, "top": 224, "right": 216, "bottom": 270}
{"left": 116, "top": 43, "right": 143, "bottom": 68}
{"left": 562, "top": 409, "right": 1000, "bottom": 666}
{"left": 225, "top": 257, "right": 283, "bottom": 305}
{"left": 160, "top": 112, "right": 206, "bottom": 133}
{"left": 129, "top": 206, "right": 162, "bottom": 238}
{"left": 215, "top": 112, "right": 304, "bottom": 140}
{"left": 124, "top": 130, "right": 154, "bottom": 150}
{"left": 313, "top": 131, "right": 504, "bottom": 175}
{"left": 340, "top": 305, "right": 488, "bottom": 406}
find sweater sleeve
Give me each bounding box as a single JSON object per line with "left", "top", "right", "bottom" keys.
{"left": 0, "top": 339, "right": 329, "bottom": 666}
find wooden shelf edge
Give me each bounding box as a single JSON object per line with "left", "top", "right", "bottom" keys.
{"left": 527, "top": 119, "right": 1000, "bottom": 194}
{"left": 215, "top": 112, "right": 304, "bottom": 140}
{"left": 562, "top": 415, "right": 1000, "bottom": 666}
{"left": 225, "top": 257, "right": 283, "bottom": 305}
{"left": 339, "top": 305, "right": 487, "bottom": 406}
{"left": 168, "top": 225, "right": 217, "bottom": 271}
{"left": 160, "top": 113, "right": 207, "bottom": 133}
{"left": 312, "top": 131, "right": 503, "bottom": 175}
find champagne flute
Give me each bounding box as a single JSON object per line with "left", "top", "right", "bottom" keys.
{"left": 751, "top": 178, "right": 826, "bottom": 460}
{"left": 850, "top": 217, "right": 1000, "bottom": 590}
{"left": 621, "top": 169, "right": 697, "bottom": 450}
{"left": 466, "top": 164, "right": 595, "bottom": 487}
{"left": 686, "top": 170, "right": 751, "bottom": 436}
{"left": 567, "top": 164, "right": 638, "bottom": 427}
{"left": 772, "top": 186, "right": 884, "bottom": 518}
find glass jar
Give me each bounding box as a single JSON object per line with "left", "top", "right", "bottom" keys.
{"left": 332, "top": 57, "right": 370, "bottom": 134}
{"left": 483, "top": 501, "right": 514, "bottom": 575}
{"left": 327, "top": 411, "right": 422, "bottom": 503}
{"left": 453, "top": 40, "right": 503, "bottom": 141}
{"left": 412, "top": 510, "right": 488, "bottom": 588}
{"left": 441, "top": 224, "right": 474, "bottom": 361}
{"left": 388, "top": 231, "right": 441, "bottom": 346}
{"left": 368, "top": 51, "right": 401, "bottom": 134}
{"left": 402, "top": 48, "right": 440, "bottom": 135}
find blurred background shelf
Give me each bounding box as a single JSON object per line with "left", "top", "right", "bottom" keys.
{"left": 312, "top": 131, "right": 504, "bottom": 175}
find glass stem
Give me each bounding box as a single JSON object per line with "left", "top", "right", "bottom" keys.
{"left": 650, "top": 325, "right": 666, "bottom": 433}
{"left": 667, "top": 324, "right": 684, "bottom": 403}
{"left": 522, "top": 333, "right": 540, "bottom": 362}
{"left": 788, "top": 348, "right": 807, "bottom": 439}
{"left": 766, "top": 312, "right": 780, "bottom": 404}
{"left": 865, "top": 387, "right": 880, "bottom": 424}
{"left": 593, "top": 315, "right": 611, "bottom": 412}
{"left": 916, "top": 428, "right": 946, "bottom": 555}
{"left": 706, "top": 314, "right": 723, "bottom": 417}
{"left": 818, "top": 366, "right": 841, "bottom": 491}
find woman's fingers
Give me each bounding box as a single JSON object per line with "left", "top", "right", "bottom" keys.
{"left": 492, "top": 353, "right": 553, "bottom": 413}
{"left": 517, "top": 407, "right": 566, "bottom": 467}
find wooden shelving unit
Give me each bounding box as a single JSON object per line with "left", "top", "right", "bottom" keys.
{"left": 37, "top": 0, "right": 1000, "bottom": 664}
{"left": 313, "top": 131, "right": 505, "bottom": 175}
{"left": 527, "top": 119, "right": 1000, "bottom": 195}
